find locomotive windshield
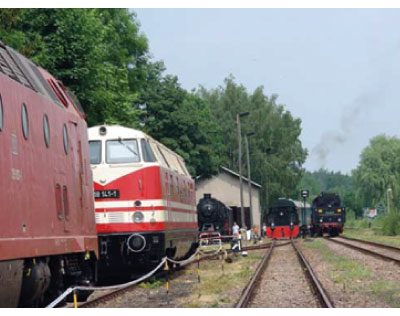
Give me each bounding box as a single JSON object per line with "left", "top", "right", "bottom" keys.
{"left": 89, "top": 141, "right": 102, "bottom": 164}
{"left": 106, "top": 139, "right": 140, "bottom": 164}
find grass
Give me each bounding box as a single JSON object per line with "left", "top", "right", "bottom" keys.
{"left": 304, "top": 239, "right": 400, "bottom": 307}
{"left": 178, "top": 251, "right": 264, "bottom": 307}
{"left": 304, "top": 240, "right": 372, "bottom": 284}
{"left": 343, "top": 227, "right": 400, "bottom": 247}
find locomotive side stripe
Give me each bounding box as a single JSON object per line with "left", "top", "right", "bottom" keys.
{"left": 94, "top": 199, "right": 196, "bottom": 212}
{"left": 96, "top": 222, "right": 198, "bottom": 233}
{"left": 94, "top": 206, "right": 196, "bottom": 214}
{"left": 95, "top": 210, "right": 197, "bottom": 224}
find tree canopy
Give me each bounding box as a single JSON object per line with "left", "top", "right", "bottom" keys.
{"left": 352, "top": 135, "right": 400, "bottom": 210}
{"left": 0, "top": 9, "right": 309, "bottom": 211}
{"left": 199, "top": 77, "right": 308, "bottom": 213}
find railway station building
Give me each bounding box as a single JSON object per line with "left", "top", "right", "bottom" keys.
{"left": 195, "top": 166, "right": 262, "bottom": 230}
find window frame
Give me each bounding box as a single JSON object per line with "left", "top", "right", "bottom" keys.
{"left": 43, "top": 114, "right": 50, "bottom": 148}
{"left": 21, "top": 103, "right": 29, "bottom": 140}
{"left": 63, "top": 124, "right": 69, "bottom": 154}
{"left": 89, "top": 140, "right": 102, "bottom": 165}
{"left": 106, "top": 138, "right": 141, "bottom": 164}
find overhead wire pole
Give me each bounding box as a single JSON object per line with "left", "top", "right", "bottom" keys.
{"left": 237, "top": 111, "right": 250, "bottom": 230}
{"left": 245, "top": 132, "right": 255, "bottom": 228}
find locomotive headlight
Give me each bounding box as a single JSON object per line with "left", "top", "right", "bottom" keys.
{"left": 336, "top": 208, "right": 342, "bottom": 213}
{"left": 99, "top": 126, "right": 107, "bottom": 135}
{"left": 133, "top": 211, "right": 144, "bottom": 223}
{"left": 319, "top": 218, "right": 323, "bottom": 223}
{"left": 127, "top": 234, "right": 146, "bottom": 252}
{"left": 338, "top": 218, "right": 342, "bottom": 222}
{"left": 318, "top": 209, "right": 323, "bottom": 214}
{"left": 271, "top": 222, "right": 275, "bottom": 230}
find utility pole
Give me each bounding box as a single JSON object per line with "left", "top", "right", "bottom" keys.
{"left": 245, "top": 132, "right": 255, "bottom": 228}
{"left": 387, "top": 187, "right": 392, "bottom": 214}
{"left": 237, "top": 111, "right": 250, "bottom": 229}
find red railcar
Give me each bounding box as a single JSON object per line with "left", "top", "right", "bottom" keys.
{"left": 89, "top": 125, "right": 198, "bottom": 278}
{"left": 0, "top": 41, "right": 98, "bottom": 307}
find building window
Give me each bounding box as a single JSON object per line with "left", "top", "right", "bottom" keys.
{"left": 21, "top": 103, "right": 29, "bottom": 140}
{"left": 43, "top": 114, "right": 50, "bottom": 148}
{"left": 63, "top": 124, "right": 68, "bottom": 154}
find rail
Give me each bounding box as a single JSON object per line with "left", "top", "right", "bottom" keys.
{"left": 235, "top": 241, "right": 275, "bottom": 308}
{"left": 291, "top": 240, "right": 334, "bottom": 308}
{"left": 325, "top": 237, "right": 400, "bottom": 265}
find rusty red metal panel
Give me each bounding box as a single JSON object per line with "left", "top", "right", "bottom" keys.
{"left": 0, "top": 64, "right": 98, "bottom": 262}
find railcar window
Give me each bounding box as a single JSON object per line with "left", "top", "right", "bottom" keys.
{"left": 141, "top": 139, "right": 157, "bottom": 162}
{"left": 21, "top": 103, "right": 29, "bottom": 140}
{"left": 0, "top": 94, "right": 3, "bottom": 131}
{"left": 106, "top": 139, "right": 140, "bottom": 164}
{"left": 43, "top": 114, "right": 50, "bottom": 148}
{"left": 89, "top": 141, "right": 102, "bottom": 164}
{"left": 63, "top": 124, "right": 69, "bottom": 154}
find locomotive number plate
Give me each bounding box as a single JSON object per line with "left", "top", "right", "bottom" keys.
{"left": 94, "top": 190, "right": 120, "bottom": 199}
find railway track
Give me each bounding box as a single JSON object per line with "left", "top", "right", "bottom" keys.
{"left": 236, "top": 241, "right": 334, "bottom": 308}
{"left": 76, "top": 242, "right": 277, "bottom": 308}
{"left": 325, "top": 236, "right": 400, "bottom": 265}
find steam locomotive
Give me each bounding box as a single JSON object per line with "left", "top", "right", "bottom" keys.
{"left": 197, "top": 194, "right": 232, "bottom": 235}
{"left": 266, "top": 198, "right": 300, "bottom": 239}
{"left": 310, "top": 192, "right": 345, "bottom": 237}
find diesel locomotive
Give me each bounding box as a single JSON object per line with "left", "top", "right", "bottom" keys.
{"left": 266, "top": 198, "right": 300, "bottom": 239}
{"left": 310, "top": 192, "right": 345, "bottom": 237}
{"left": 89, "top": 125, "right": 198, "bottom": 279}
{"left": 0, "top": 40, "right": 98, "bottom": 307}
{"left": 197, "top": 194, "right": 232, "bottom": 235}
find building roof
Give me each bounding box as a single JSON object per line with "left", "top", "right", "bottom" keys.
{"left": 196, "top": 166, "right": 262, "bottom": 189}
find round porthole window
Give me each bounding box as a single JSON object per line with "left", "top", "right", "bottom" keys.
{"left": 63, "top": 124, "right": 68, "bottom": 154}
{"left": 43, "top": 114, "right": 50, "bottom": 148}
{"left": 0, "top": 94, "right": 3, "bottom": 131}
{"left": 21, "top": 103, "right": 29, "bottom": 140}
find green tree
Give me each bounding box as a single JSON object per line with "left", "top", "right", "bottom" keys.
{"left": 199, "top": 76, "right": 308, "bottom": 213}
{"left": 134, "top": 66, "right": 223, "bottom": 177}
{"left": 0, "top": 8, "right": 148, "bottom": 126}
{"left": 353, "top": 135, "right": 400, "bottom": 210}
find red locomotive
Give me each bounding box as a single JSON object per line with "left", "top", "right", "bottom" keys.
{"left": 0, "top": 41, "right": 98, "bottom": 307}
{"left": 88, "top": 125, "right": 198, "bottom": 278}
{"left": 266, "top": 198, "right": 300, "bottom": 239}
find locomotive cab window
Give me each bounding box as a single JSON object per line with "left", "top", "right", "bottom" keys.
{"left": 0, "top": 94, "right": 3, "bottom": 131}
{"left": 21, "top": 103, "right": 29, "bottom": 140}
{"left": 141, "top": 139, "right": 157, "bottom": 162}
{"left": 89, "top": 141, "right": 102, "bottom": 164}
{"left": 106, "top": 139, "right": 140, "bottom": 164}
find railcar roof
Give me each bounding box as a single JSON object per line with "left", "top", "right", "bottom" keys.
{"left": 88, "top": 124, "right": 186, "bottom": 161}
{"left": 270, "top": 198, "right": 311, "bottom": 209}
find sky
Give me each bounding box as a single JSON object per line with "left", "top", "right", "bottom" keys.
{"left": 134, "top": 9, "right": 400, "bottom": 174}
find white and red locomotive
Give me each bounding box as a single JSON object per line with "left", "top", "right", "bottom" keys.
{"left": 88, "top": 125, "right": 198, "bottom": 277}
{"left": 0, "top": 41, "right": 98, "bottom": 307}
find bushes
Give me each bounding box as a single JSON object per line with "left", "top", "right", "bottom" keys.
{"left": 382, "top": 212, "right": 400, "bottom": 236}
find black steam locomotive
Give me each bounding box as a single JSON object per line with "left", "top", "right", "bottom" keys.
{"left": 311, "top": 192, "right": 345, "bottom": 237}
{"left": 197, "top": 194, "right": 232, "bottom": 235}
